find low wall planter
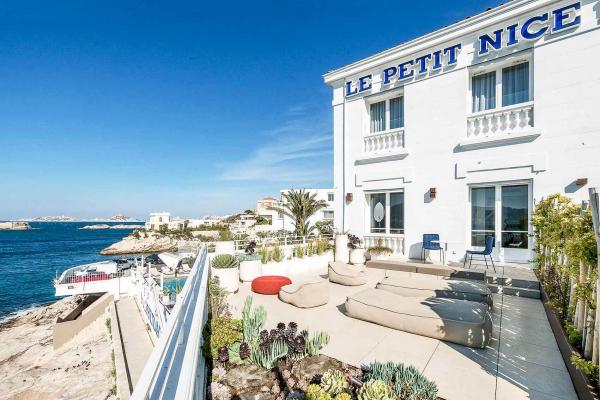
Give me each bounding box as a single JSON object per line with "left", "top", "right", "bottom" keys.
{"left": 350, "top": 248, "right": 366, "bottom": 265}
{"left": 240, "top": 260, "right": 262, "bottom": 282}
{"left": 540, "top": 287, "right": 599, "bottom": 400}
{"left": 211, "top": 267, "right": 239, "bottom": 293}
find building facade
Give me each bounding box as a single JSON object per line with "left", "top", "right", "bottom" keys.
{"left": 324, "top": 0, "right": 600, "bottom": 264}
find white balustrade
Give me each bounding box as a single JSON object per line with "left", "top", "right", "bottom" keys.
{"left": 364, "top": 235, "right": 405, "bottom": 256}
{"left": 363, "top": 128, "right": 405, "bottom": 156}
{"left": 467, "top": 102, "right": 534, "bottom": 139}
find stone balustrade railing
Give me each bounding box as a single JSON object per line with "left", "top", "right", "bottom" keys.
{"left": 467, "top": 102, "right": 534, "bottom": 139}
{"left": 364, "top": 235, "right": 405, "bottom": 256}
{"left": 363, "top": 128, "right": 405, "bottom": 156}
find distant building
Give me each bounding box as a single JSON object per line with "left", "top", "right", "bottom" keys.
{"left": 145, "top": 212, "right": 229, "bottom": 231}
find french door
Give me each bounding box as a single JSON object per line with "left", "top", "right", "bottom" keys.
{"left": 470, "top": 182, "right": 531, "bottom": 263}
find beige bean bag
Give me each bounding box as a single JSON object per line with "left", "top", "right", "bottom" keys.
{"left": 376, "top": 276, "right": 493, "bottom": 308}
{"left": 345, "top": 288, "right": 492, "bottom": 348}
{"left": 328, "top": 262, "right": 367, "bottom": 286}
{"left": 279, "top": 278, "right": 329, "bottom": 308}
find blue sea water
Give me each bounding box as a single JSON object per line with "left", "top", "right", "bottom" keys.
{"left": 0, "top": 222, "right": 140, "bottom": 321}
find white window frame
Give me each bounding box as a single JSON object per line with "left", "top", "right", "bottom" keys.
{"left": 322, "top": 210, "right": 334, "bottom": 220}
{"left": 365, "top": 190, "right": 405, "bottom": 236}
{"left": 327, "top": 193, "right": 334, "bottom": 202}
{"left": 365, "top": 92, "right": 405, "bottom": 135}
{"left": 468, "top": 53, "right": 533, "bottom": 116}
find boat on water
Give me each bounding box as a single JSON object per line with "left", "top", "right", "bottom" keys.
{"left": 53, "top": 258, "right": 137, "bottom": 297}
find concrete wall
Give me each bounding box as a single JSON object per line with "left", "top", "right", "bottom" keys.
{"left": 327, "top": 0, "right": 600, "bottom": 264}
{"left": 53, "top": 293, "right": 114, "bottom": 349}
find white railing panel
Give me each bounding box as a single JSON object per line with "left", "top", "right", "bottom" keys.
{"left": 363, "top": 128, "right": 405, "bottom": 156}
{"left": 130, "top": 246, "right": 209, "bottom": 400}
{"left": 364, "top": 235, "right": 405, "bottom": 256}
{"left": 467, "top": 102, "right": 534, "bottom": 139}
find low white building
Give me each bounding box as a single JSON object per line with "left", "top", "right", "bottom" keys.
{"left": 324, "top": 0, "right": 600, "bottom": 264}
{"left": 145, "top": 213, "right": 228, "bottom": 231}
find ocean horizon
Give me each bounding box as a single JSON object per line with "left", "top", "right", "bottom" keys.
{"left": 0, "top": 221, "right": 139, "bottom": 322}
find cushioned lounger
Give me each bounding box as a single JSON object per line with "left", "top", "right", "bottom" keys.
{"left": 328, "top": 262, "right": 367, "bottom": 286}
{"left": 279, "top": 278, "right": 329, "bottom": 308}
{"left": 376, "top": 276, "right": 493, "bottom": 308}
{"left": 345, "top": 288, "right": 492, "bottom": 348}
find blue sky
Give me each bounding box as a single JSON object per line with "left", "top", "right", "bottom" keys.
{"left": 0, "top": 0, "right": 493, "bottom": 219}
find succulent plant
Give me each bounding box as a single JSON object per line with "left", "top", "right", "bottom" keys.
{"left": 365, "top": 361, "right": 438, "bottom": 400}
{"left": 241, "top": 296, "right": 267, "bottom": 345}
{"left": 260, "top": 329, "right": 270, "bottom": 343}
{"left": 210, "top": 381, "right": 231, "bottom": 400}
{"left": 286, "top": 390, "right": 305, "bottom": 400}
{"left": 288, "top": 321, "right": 298, "bottom": 336}
{"left": 306, "top": 384, "right": 332, "bottom": 400}
{"left": 217, "top": 346, "right": 229, "bottom": 364}
{"left": 320, "top": 369, "right": 349, "bottom": 396}
{"left": 211, "top": 254, "right": 240, "bottom": 269}
{"left": 239, "top": 342, "right": 250, "bottom": 360}
{"left": 365, "top": 361, "right": 396, "bottom": 383}
{"left": 277, "top": 322, "right": 286, "bottom": 332}
{"left": 211, "top": 365, "right": 226, "bottom": 381}
{"left": 305, "top": 331, "right": 330, "bottom": 356}
{"left": 249, "top": 339, "right": 288, "bottom": 369}
{"left": 357, "top": 380, "right": 395, "bottom": 400}
{"left": 334, "top": 393, "right": 351, "bottom": 400}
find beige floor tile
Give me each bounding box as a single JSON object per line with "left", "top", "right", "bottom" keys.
{"left": 497, "top": 357, "right": 578, "bottom": 399}
{"left": 495, "top": 378, "right": 574, "bottom": 400}
{"left": 423, "top": 341, "right": 498, "bottom": 400}
{"left": 499, "top": 337, "right": 565, "bottom": 370}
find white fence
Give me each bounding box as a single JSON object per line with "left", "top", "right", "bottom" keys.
{"left": 130, "top": 245, "right": 210, "bottom": 400}
{"left": 234, "top": 234, "right": 333, "bottom": 252}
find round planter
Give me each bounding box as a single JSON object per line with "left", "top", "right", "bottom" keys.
{"left": 211, "top": 267, "right": 239, "bottom": 293}
{"left": 215, "top": 241, "right": 235, "bottom": 255}
{"left": 240, "top": 260, "right": 262, "bottom": 282}
{"left": 369, "top": 253, "right": 391, "bottom": 261}
{"left": 261, "top": 261, "right": 289, "bottom": 277}
{"left": 349, "top": 248, "right": 366, "bottom": 265}
{"left": 334, "top": 234, "right": 349, "bottom": 263}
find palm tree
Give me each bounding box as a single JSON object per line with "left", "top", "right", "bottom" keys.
{"left": 268, "top": 189, "right": 328, "bottom": 236}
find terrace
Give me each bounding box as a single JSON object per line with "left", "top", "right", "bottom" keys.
{"left": 227, "top": 262, "right": 577, "bottom": 400}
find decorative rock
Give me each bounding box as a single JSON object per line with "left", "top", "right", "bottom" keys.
{"left": 221, "top": 364, "right": 276, "bottom": 397}
{"left": 288, "top": 355, "right": 362, "bottom": 391}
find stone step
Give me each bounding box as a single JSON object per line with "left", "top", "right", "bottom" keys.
{"left": 485, "top": 275, "right": 540, "bottom": 290}
{"left": 366, "top": 260, "right": 486, "bottom": 281}
{"left": 488, "top": 283, "right": 541, "bottom": 299}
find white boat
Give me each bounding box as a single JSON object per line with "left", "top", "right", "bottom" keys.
{"left": 54, "top": 258, "right": 136, "bottom": 297}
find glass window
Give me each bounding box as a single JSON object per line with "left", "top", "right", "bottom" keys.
{"left": 390, "top": 97, "right": 404, "bottom": 129}
{"left": 472, "top": 72, "right": 496, "bottom": 112}
{"left": 471, "top": 187, "right": 495, "bottom": 246}
{"left": 501, "top": 185, "right": 528, "bottom": 249}
{"left": 390, "top": 192, "right": 404, "bottom": 234}
{"left": 327, "top": 193, "right": 334, "bottom": 202}
{"left": 502, "top": 63, "right": 529, "bottom": 107}
{"left": 370, "top": 101, "right": 386, "bottom": 133}
{"left": 323, "top": 210, "right": 334, "bottom": 220}
{"left": 370, "top": 193, "right": 386, "bottom": 233}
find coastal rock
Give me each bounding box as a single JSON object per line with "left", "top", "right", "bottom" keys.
{"left": 0, "top": 297, "right": 115, "bottom": 400}
{"left": 80, "top": 224, "right": 111, "bottom": 230}
{"left": 0, "top": 221, "right": 31, "bottom": 230}
{"left": 100, "top": 235, "right": 179, "bottom": 255}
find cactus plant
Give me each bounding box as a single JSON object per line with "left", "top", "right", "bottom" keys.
{"left": 241, "top": 296, "right": 267, "bottom": 345}
{"left": 320, "top": 369, "right": 348, "bottom": 396}
{"left": 249, "top": 339, "right": 288, "bottom": 369}
{"left": 357, "top": 380, "right": 395, "bottom": 400}
{"left": 211, "top": 254, "right": 240, "bottom": 269}
{"left": 306, "top": 331, "right": 330, "bottom": 356}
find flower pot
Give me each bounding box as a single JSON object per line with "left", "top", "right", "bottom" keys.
{"left": 334, "top": 234, "right": 349, "bottom": 263}
{"left": 211, "top": 267, "right": 239, "bottom": 293}
{"left": 369, "top": 253, "right": 391, "bottom": 261}
{"left": 350, "top": 248, "right": 366, "bottom": 265}
{"left": 215, "top": 241, "right": 235, "bottom": 255}
{"left": 261, "top": 261, "right": 289, "bottom": 277}
{"left": 240, "top": 260, "right": 262, "bottom": 282}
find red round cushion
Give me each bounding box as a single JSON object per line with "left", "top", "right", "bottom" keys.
{"left": 252, "top": 276, "right": 292, "bottom": 295}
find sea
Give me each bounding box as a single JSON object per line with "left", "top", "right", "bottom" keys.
{"left": 0, "top": 221, "right": 140, "bottom": 322}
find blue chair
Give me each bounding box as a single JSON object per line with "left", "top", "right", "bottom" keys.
{"left": 422, "top": 234, "right": 445, "bottom": 265}
{"left": 464, "top": 236, "right": 496, "bottom": 272}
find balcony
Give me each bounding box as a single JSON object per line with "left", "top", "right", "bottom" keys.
{"left": 460, "top": 102, "right": 540, "bottom": 150}
{"left": 356, "top": 128, "right": 408, "bottom": 164}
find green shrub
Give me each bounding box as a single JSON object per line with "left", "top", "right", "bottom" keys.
{"left": 259, "top": 246, "right": 271, "bottom": 264}
{"left": 572, "top": 354, "right": 599, "bottom": 390}
{"left": 272, "top": 244, "right": 284, "bottom": 262}
{"left": 211, "top": 254, "right": 239, "bottom": 269}
{"left": 294, "top": 244, "right": 304, "bottom": 259}
{"left": 565, "top": 323, "right": 583, "bottom": 348}
{"left": 202, "top": 317, "right": 243, "bottom": 359}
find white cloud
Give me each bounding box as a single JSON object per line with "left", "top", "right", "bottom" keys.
{"left": 218, "top": 103, "right": 333, "bottom": 186}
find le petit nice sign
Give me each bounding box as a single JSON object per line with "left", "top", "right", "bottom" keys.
{"left": 345, "top": 2, "right": 582, "bottom": 97}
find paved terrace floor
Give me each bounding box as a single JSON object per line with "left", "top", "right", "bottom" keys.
{"left": 227, "top": 266, "right": 576, "bottom": 400}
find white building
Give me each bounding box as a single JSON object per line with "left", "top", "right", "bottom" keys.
{"left": 324, "top": 0, "right": 600, "bottom": 264}
{"left": 145, "top": 213, "right": 228, "bottom": 231}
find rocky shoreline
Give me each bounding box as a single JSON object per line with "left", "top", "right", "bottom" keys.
{"left": 0, "top": 297, "right": 116, "bottom": 400}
